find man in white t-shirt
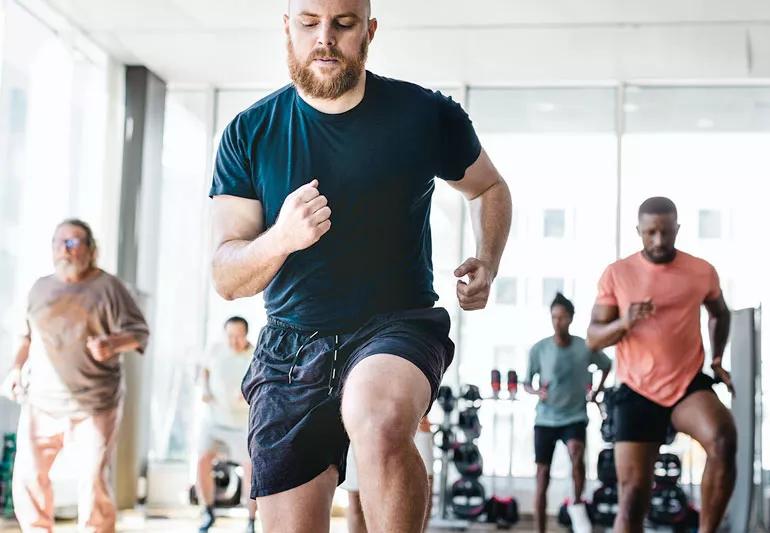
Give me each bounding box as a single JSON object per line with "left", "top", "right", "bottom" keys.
{"left": 196, "top": 316, "right": 256, "bottom": 533}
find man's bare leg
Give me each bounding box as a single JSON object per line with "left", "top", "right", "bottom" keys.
{"left": 342, "top": 355, "right": 431, "bottom": 533}
{"left": 196, "top": 450, "right": 218, "bottom": 509}
{"left": 347, "top": 491, "right": 367, "bottom": 533}
{"left": 613, "top": 442, "right": 658, "bottom": 533}
{"left": 241, "top": 459, "right": 257, "bottom": 522}
{"left": 534, "top": 463, "right": 550, "bottom": 533}
{"left": 256, "top": 466, "right": 338, "bottom": 533}
{"left": 671, "top": 391, "right": 737, "bottom": 533}
{"left": 566, "top": 439, "right": 586, "bottom": 501}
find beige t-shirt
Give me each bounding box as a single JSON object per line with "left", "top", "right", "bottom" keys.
{"left": 25, "top": 270, "right": 150, "bottom": 416}
{"left": 201, "top": 343, "right": 253, "bottom": 429}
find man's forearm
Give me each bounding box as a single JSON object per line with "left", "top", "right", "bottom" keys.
{"left": 469, "top": 179, "right": 511, "bottom": 276}
{"left": 12, "top": 338, "right": 30, "bottom": 370}
{"left": 709, "top": 312, "right": 731, "bottom": 364}
{"left": 212, "top": 227, "right": 289, "bottom": 300}
{"left": 108, "top": 332, "right": 143, "bottom": 354}
{"left": 587, "top": 319, "right": 627, "bottom": 351}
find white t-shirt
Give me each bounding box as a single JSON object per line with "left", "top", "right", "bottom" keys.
{"left": 201, "top": 342, "right": 253, "bottom": 429}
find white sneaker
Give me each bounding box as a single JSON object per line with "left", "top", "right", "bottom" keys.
{"left": 567, "top": 502, "right": 592, "bottom": 533}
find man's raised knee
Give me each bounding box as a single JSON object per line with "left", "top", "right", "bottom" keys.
{"left": 344, "top": 394, "right": 415, "bottom": 455}
{"left": 704, "top": 423, "right": 737, "bottom": 462}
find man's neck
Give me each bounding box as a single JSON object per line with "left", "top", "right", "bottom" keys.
{"left": 554, "top": 333, "right": 572, "bottom": 347}
{"left": 233, "top": 343, "right": 252, "bottom": 354}
{"left": 296, "top": 70, "right": 367, "bottom": 114}
{"left": 641, "top": 248, "right": 677, "bottom": 265}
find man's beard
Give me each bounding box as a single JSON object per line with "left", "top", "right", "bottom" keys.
{"left": 287, "top": 35, "right": 368, "bottom": 99}
{"left": 55, "top": 258, "right": 90, "bottom": 278}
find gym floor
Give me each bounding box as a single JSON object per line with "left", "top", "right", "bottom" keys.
{"left": 0, "top": 510, "right": 543, "bottom": 532}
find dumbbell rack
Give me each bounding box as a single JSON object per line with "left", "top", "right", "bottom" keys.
{"left": 432, "top": 386, "right": 470, "bottom": 530}
{"left": 483, "top": 369, "right": 520, "bottom": 529}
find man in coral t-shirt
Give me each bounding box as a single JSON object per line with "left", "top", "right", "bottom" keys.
{"left": 587, "top": 197, "right": 735, "bottom": 533}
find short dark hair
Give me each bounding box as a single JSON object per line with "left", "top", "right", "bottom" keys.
{"left": 550, "top": 292, "right": 575, "bottom": 316}
{"left": 225, "top": 316, "right": 249, "bottom": 332}
{"left": 56, "top": 218, "right": 96, "bottom": 251}
{"left": 638, "top": 197, "right": 677, "bottom": 220}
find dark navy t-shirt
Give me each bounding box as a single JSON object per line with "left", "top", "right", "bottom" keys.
{"left": 210, "top": 71, "right": 481, "bottom": 330}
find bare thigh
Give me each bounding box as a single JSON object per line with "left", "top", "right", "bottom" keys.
{"left": 256, "top": 466, "right": 338, "bottom": 533}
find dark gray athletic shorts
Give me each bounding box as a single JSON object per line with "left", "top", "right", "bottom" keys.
{"left": 241, "top": 307, "right": 454, "bottom": 498}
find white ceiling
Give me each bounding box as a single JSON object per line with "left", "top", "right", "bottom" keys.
{"left": 36, "top": 0, "right": 770, "bottom": 86}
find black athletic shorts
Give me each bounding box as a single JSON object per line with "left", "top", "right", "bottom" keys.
{"left": 534, "top": 421, "right": 587, "bottom": 465}
{"left": 613, "top": 372, "right": 716, "bottom": 443}
{"left": 241, "top": 307, "right": 454, "bottom": 498}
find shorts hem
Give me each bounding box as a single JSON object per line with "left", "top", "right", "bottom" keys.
{"left": 251, "top": 461, "right": 342, "bottom": 499}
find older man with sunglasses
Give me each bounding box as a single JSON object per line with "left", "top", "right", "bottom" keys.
{"left": 1, "top": 219, "right": 149, "bottom": 533}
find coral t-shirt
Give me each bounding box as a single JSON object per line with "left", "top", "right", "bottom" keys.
{"left": 595, "top": 251, "right": 721, "bottom": 407}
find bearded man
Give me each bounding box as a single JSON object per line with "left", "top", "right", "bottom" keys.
{"left": 2, "top": 219, "right": 149, "bottom": 533}
{"left": 207, "top": 1, "right": 512, "bottom": 531}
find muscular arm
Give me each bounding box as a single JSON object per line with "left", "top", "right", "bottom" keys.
{"left": 704, "top": 294, "right": 731, "bottom": 366}
{"left": 448, "top": 149, "right": 512, "bottom": 277}
{"left": 211, "top": 195, "right": 289, "bottom": 300}
{"left": 586, "top": 304, "right": 626, "bottom": 352}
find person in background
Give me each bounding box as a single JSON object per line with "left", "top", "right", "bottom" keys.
{"left": 1, "top": 219, "right": 149, "bottom": 533}
{"left": 587, "top": 197, "right": 735, "bottom": 533}
{"left": 196, "top": 316, "right": 257, "bottom": 533}
{"left": 525, "top": 293, "right": 611, "bottom": 533}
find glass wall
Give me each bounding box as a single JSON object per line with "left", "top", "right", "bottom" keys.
{"left": 462, "top": 84, "right": 770, "bottom": 484}
{"left": 146, "top": 90, "right": 213, "bottom": 461}
{"left": 465, "top": 88, "right": 618, "bottom": 478}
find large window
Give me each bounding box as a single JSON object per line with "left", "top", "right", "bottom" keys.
{"left": 465, "top": 87, "right": 618, "bottom": 477}
{"left": 147, "top": 90, "right": 212, "bottom": 461}
{"left": 455, "top": 84, "right": 770, "bottom": 483}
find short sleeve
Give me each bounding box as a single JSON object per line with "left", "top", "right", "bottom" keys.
{"left": 595, "top": 265, "right": 618, "bottom": 307}
{"left": 109, "top": 278, "right": 150, "bottom": 353}
{"left": 22, "top": 280, "right": 42, "bottom": 339}
{"left": 434, "top": 93, "right": 482, "bottom": 181}
{"left": 525, "top": 345, "right": 540, "bottom": 385}
{"left": 209, "top": 115, "right": 259, "bottom": 200}
{"left": 591, "top": 349, "right": 612, "bottom": 371}
{"left": 705, "top": 263, "right": 722, "bottom": 302}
